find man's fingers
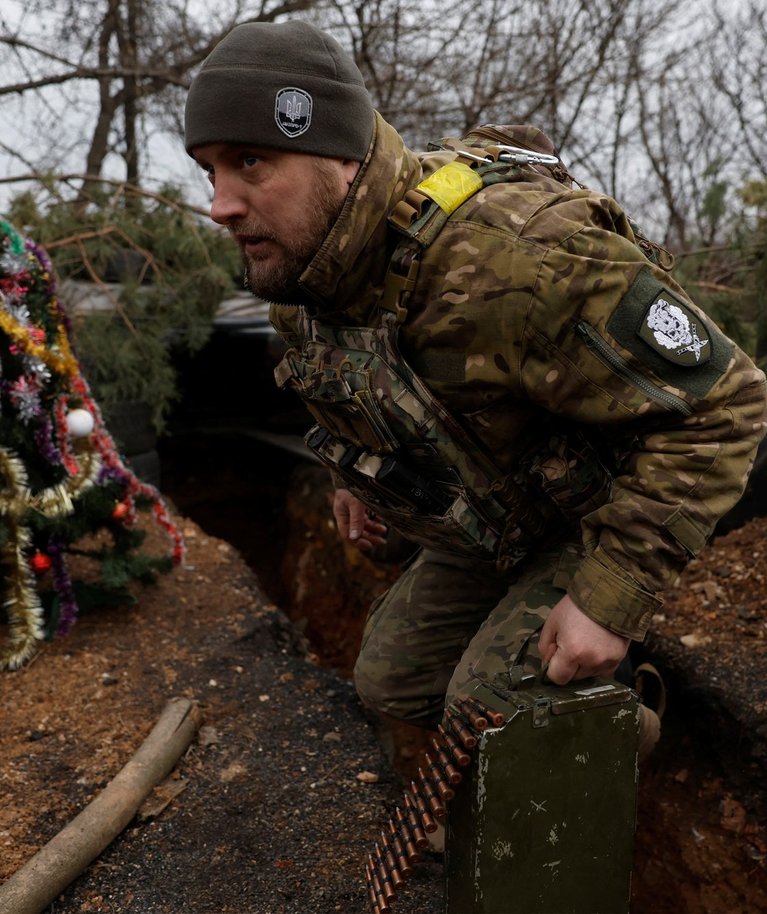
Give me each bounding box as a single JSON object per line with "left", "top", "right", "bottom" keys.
{"left": 354, "top": 517, "right": 388, "bottom": 551}
{"left": 538, "top": 618, "right": 555, "bottom": 664}
{"left": 333, "top": 489, "right": 371, "bottom": 540}
{"left": 332, "top": 489, "right": 353, "bottom": 538}
{"left": 332, "top": 489, "right": 389, "bottom": 551}
{"left": 347, "top": 500, "right": 369, "bottom": 541}
{"left": 544, "top": 647, "right": 622, "bottom": 685}
{"left": 544, "top": 649, "right": 579, "bottom": 686}
{"left": 536, "top": 595, "right": 630, "bottom": 685}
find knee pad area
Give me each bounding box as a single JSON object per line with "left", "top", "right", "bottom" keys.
{"left": 353, "top": 655, "right": 443, "bottom": 727}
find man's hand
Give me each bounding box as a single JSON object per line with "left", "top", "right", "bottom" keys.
{"left": 538, "top": 594, "right": 630, "bottom": 685}
{"left": 332, "top": 488, "right": 388, "bottom": 552}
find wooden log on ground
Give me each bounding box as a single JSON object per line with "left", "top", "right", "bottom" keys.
{"left": 0, "top": 696, "right": 202, "bottom": 914}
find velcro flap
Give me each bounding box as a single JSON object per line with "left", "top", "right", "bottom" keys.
{"left": 417, "top": 161, "right": 484, "bottom": 215}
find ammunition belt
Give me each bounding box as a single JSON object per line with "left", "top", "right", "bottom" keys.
{"left": 364, "top": 696, "right": 505, "bottom": 914}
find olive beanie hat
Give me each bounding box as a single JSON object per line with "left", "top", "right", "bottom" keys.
{"left": 184, "top": 20, "right": 375, "bottom": 161}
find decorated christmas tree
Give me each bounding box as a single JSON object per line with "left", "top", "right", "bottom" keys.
{"left": 0, "top": 219, "right": 184, "bottom": 670}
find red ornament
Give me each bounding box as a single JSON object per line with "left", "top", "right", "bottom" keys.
{"left": 30, "top": 552, "right": 52, "bottom": 574}
{"left": 112, "top": 501, "right": 130, "bottom": 521}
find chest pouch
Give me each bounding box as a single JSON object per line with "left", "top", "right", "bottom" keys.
{"left": 274, "top": 314, "right": 540, "bottom": 566}
{"left": 278, "top": 347, "right": 400, "bottom": 454}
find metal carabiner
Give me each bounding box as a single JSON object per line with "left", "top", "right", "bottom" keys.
{"left": 442, "top": 146, "right": 494, "bottom": 164}
{"left": 443, "top": 142, "right": 560, "bottom": 168}
{"left": 493, "top": 144, "right": 560, "bottom": 166}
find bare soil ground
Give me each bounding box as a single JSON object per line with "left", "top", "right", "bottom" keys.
{"left": 1, "top": 439, "right": 766, "bottom": 914}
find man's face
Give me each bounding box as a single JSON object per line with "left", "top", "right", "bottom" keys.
{"left": 194, "top": 143, "right": 358, "bottom": 303}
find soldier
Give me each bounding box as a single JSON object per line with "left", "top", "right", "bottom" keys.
{"left": 184, "top": 20, "right": 767, "bottom": 762}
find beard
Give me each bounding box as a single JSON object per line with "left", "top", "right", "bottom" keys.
{"left": 233, "top": 159, "right": 348, "bottom": 304}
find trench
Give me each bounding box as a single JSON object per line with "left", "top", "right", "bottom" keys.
{"left": 157, "top": 433, "right": 298, "bottom": 611}
{"left": 155, "top": 431, "right": 767, "bottom": 914}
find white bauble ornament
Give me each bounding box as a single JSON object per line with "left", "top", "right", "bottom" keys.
{"left": 65, "top": 408, "right": 94, "bottom": 438}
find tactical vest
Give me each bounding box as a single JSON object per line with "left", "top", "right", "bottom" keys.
{"left": 274, "top": 128, "right": 625, "bottom": 569}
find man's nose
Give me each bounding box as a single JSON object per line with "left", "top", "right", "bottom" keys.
{"left": 209, "top": 175, "right": 248, "bottom": 225}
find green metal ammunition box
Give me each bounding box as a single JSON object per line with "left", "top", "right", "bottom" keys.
{"left": 445, "top": 677, "right": 639, "bottom": 914}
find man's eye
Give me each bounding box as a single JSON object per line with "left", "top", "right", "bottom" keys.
{"left": 242, "top": 155, "right": 259, "bottom": 168}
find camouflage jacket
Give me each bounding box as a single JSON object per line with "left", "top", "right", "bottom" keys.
{"left": 271, "top": 113, "right": 767, "bottom": 640}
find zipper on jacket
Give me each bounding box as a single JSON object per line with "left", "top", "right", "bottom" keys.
{"left": 576, "top": 320, "right": 693, "bottom": 416}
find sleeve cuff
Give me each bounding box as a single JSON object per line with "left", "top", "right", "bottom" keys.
{"left": 568, "top": 546, "right": 662, "bottom": 640}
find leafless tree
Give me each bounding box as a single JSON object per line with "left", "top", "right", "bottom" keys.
{"left": 315, "top": 0, "right": 708, "bottom": 228}
{"left": 613, "top": 0, "right": 767, "bottom": 249}
{"left": 707, "top": 0, "right": 767, "bottom": 183}
{"left": 2, "top": 0, "right": 766, "bottom": 248}
{"left": 318, "top": 0, "right": 639, "bottom": 151}
{"left": 0, "top": 0, "right": 319, "bottom": 193}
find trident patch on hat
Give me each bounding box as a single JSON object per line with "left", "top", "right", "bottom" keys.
{"left": 275, "top": 87, "right": 313, "bottom": 138}
{"left": 638, "top": 294, "right": 711, "bottom": 366}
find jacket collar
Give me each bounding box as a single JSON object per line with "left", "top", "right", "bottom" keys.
{"left": 295, "top": 112, "right": 422, "bottom": 323}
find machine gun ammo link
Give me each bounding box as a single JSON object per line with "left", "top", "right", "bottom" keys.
{"left": 366, "top": 859, "right": 388, "bottom": 914}
{"left": 446, "top": 711, "right": 477, "bottom": 749}
{"left": 409, "top": 782, "right": 438, "bottom": 833}
{"left": 365, "top": 875, "right": 380, "bottom": 914}
{"left": 453, "top": 697, "right": 489, "bottom": 730}
{"left": 437, "top": 723, "right": 471, "bottom": 766}
{"left": 465, "top": 695, "right": 506, "bottom": 727}
{"left": 404, "top": 794, "right": 431, "bottom": 845}
{"left": 424, "top": 751, "right": 456, "bottom": 801}
{"left": 417, "top": 766, "right": 447, "bottom": 819}
{"left": 394, "top": 805, "right": 424, "bottom": 861}
{"left": 373, "top": 842, "right": 397, "bottom": 903}
{"left": 380, "top": 830, "right": 406, "bottom": 888}
{"left": 364, "top": 694, "right": 507, "bottom": 913}
{"left": 431, "top": 738, "right": 463, "bottom": 784}
{"left": 387, "top": 819, "right": 414, "bottom": 876}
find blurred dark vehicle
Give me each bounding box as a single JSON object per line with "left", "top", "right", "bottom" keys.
{"left": 167, "top": 292, "right": 312, "bottom": 456}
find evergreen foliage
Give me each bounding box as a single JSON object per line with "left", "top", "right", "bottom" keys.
{"left": 671, "top": 177, "right": 767, "bottom": 366}
{"left": 8, "top": 181, "right": 240, "bottom": 431}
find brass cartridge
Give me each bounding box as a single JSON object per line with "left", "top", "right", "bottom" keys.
{"left": 387, "top": 820, "right": 414, "bottom": 876}
{"left": 438, "top": 724, "right": 471, "bottom": 766}
{"left": 366, "top": 874, "right": 380, "bottom": 914}
{"left": 454, "top": 697, "right": 488, "bottom": 730}
{"left": 446, "top": 711, "right": 477, "bottom": 749}
{"left": 404, "top": 792, "right": 432, "bottom": 842}
{"left": 431, "top": 738, "right": 462, "bottom": 785}
{"left": 409, "top": 782, "right": 438, "bottom": 833}
{"left": 395, "top": 805, "right": 425, "bottom": 858}
{"left": 373, "top": 843, "right": 397, "bottom": 902}
{"left": 466, "top": 694, "right": 506, "bottom": 727}
{"left": 418, "top": 767, "right": 447, "bottom": 819}
{"left": 379, "top": 832, "right": 405, "bottom": 889}
{"left": 366, "top": 860, "right": 388, "bottom": 914}
{"left": 424, "top": 751, "right": 456, "bottom": 801}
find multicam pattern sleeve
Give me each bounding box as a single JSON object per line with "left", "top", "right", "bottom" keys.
{"left": 512, "top": 190, "right": 767, "bottom": 638}
{"left": 273, "top": 117, "right": 767, "bottom": 642}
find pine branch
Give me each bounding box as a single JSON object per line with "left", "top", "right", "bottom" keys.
{"left": 0, "top": 174, "right": 210, "bottom": 217}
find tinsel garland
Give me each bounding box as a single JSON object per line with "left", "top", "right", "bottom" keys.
{"left": 2, "top": 518, "right": 45, "bottom": 667}
{"left": 0, "top": 219, "right": 185, "bottom": 670}
{"left": 47, "top": 538, "right": 78, "bottom": 636}
{"left": 0, "top": 308, "right": 79, "bottom": 378}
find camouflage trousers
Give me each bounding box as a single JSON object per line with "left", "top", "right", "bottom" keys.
{"left": 353, "top": 540, "right": 583, "bottom": 727}
{"left": 353, "top": 541, "right": 661, "bottom": 760}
